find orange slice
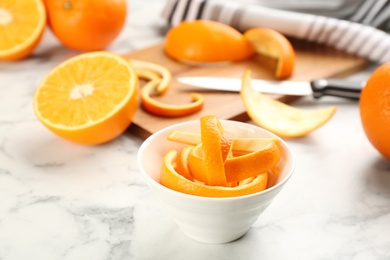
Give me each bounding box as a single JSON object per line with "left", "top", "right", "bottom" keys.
{"left": 0, "top": 0, "right": 46, "bottom": 60}
{"left": 161, "top": 150, "right": 268, "bottom": 198}
{"left": 244, "top": 28, "right": 295, "bottom": 79}
{"left": 200, "top": 115, "right": 228, "bottom": 186}
{"left": 241, "top": 70, "right": 336, "bottom": 138}
{"left": 33, "top": 51, "right": 139, "bottom": 145}
{"left": 141, "top": 78, "right": 204, "bottom": 117}
{"left": 164, "top": 20, "right": 254, "bottom": 63}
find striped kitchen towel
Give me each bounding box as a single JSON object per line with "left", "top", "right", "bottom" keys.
{"left": 162, "top": 0, "right": 390, "bottom": 63}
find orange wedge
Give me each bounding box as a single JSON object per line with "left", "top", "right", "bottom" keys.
{"left": 141, "top": 78, "right": 204, "bottom": 117}
{"left": 164, "top": 20, "right": 254, "bottom": 63}
{"left": 241, "top": 70, "right": 336, "bottom": 138}
{"left": 33, "top": 52, "right": 139, "bottom": 145}
{"left": 161, "top": 150, "right": 268, "bottom": 198}
{"left": 244, "top": 28, "right": 295, "bottom": 79}
{"left": 0, "top": 0, "right": 46, "bottom": 60}
{"left": 200, "top": 115, "right": 228, "bottom": 186}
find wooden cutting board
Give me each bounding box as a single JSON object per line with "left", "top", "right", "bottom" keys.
{"left": 124, "top": 41, "right": 367, "bottom": 139}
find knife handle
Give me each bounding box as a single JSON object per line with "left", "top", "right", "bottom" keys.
{"left": 310, "top": 79, "right": 364, "bottom": 99}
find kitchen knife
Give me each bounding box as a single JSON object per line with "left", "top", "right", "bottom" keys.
{"left": 177, "top": 77, "right": 365, "bottom": 99}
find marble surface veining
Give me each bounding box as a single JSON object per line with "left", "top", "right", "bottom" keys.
{"left": 1, "top": 0, "right": 390, "bottom": 259}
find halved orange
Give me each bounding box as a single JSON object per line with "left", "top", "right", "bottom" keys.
{"left": 161, "top": 150, "right": 268, "bottom": 198}
{"left": 241, "top": 70, "right": 336, "bottom": 138}
{"left": 164, "top": 20, "right": 254, "bottom": 63}
{"left": 244, "top": 28, "right": 295, "bottom": 79}
{"left": 33, "top": 51, "right": 139, "bottom": 145}
{"left": 0, "top": 0, "right": 46, "bottom": 60}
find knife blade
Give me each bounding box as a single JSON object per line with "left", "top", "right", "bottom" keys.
{"left": 177, "top": 77, "right": 365, "bottom": 99}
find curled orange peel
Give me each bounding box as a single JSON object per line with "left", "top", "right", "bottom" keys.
{"left": 141, "top": 79, "right": 204, "bottom": 117}
{"left": 134, "top": 69, "right": 160, "bottom": 81}
{"left": 161, "top": 150, "right": 268, "bottom": 198}
{"left": 241, "top": 70, "right": 336, "bottom": 138}
{"left": 130, "top": 59, "right": 171, "bottom": 94}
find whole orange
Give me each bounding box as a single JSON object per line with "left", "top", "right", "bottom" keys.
{"left": 44, "top": 0, "right": 127, "bottom": 51}
{"left": 359, "top": 62, "right": 390, "bottom": 159}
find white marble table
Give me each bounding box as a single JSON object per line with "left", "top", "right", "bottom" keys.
{"left": 1, "top": 1, "right": 390, "bottom": 259}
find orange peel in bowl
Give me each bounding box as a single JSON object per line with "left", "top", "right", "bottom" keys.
{"left": 159, "top": 115, "right": 282, "bottom": 198}
{"left": 244, "top": 27, "right": 295, "bottom": 79}
{"left": 200, "top": 115, "right": 228, "bottom": 186}
{"left": 240, "top": 70, "right": 336, "bottom": 138}
{"left": 161, "top": 150, "right": 268, "bottom": 198}
{"left": 164, "top": 20, "right": 254, "bottom": 63}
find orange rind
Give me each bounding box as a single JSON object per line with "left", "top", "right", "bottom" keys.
{"left": 200, "top": 115, "right": 228, "bottom": 186}
{"left": 164, "top": 20, "right": 254, "bottom": 63}
{"left": 161, "top": 150, "right": 268, "bottom": 198}
{"left": 244, "top": 27, "right": 295, "bottom": 79}
{"left": 0, "top": 0, "right": 46, "bottom": 60}
{"left": 160, "top": 116, "right": 282, "bottom": 198}
{"left": 240, "top": 70, "right": 336, "bottom": 138}
{"left": 141, "top": 78, "right": 204, "bottom": 117}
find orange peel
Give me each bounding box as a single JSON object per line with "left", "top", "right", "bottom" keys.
{"left": 0, "top": 0, "right": 46, "bottom": 61}
{"left": 130, "top": 59, "right": 171, "bottom": 94}
{"left": 241, "top": 70, "right": 336, "bottom": 138}
{"left": 200, "top": 115, "right": 228, "bottom": 186}
{"left": 141, "top": 78, "right": 204, "bottom": 117}
{"left": 167, "top": 130, "right": 279, "bottom": 153}
{"left": 161, "top": 150, "right": 268, "bottom": 198}
{"left": 175, "top": 145, "right": 194, "bottom": 181}
{"left": 244, "top": 27, "right": 295, "bottom": 79}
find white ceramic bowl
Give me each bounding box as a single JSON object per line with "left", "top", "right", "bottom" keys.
{"left": 137, "top": 120, "right": 295, "bottom": 244}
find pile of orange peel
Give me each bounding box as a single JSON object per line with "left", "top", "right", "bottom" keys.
{"left": 160, "top": 115, "right": 282, "bottom": 198}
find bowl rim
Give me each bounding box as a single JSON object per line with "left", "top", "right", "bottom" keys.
{"left": 137, "top": 119, "right": 295, "bottom": 201}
